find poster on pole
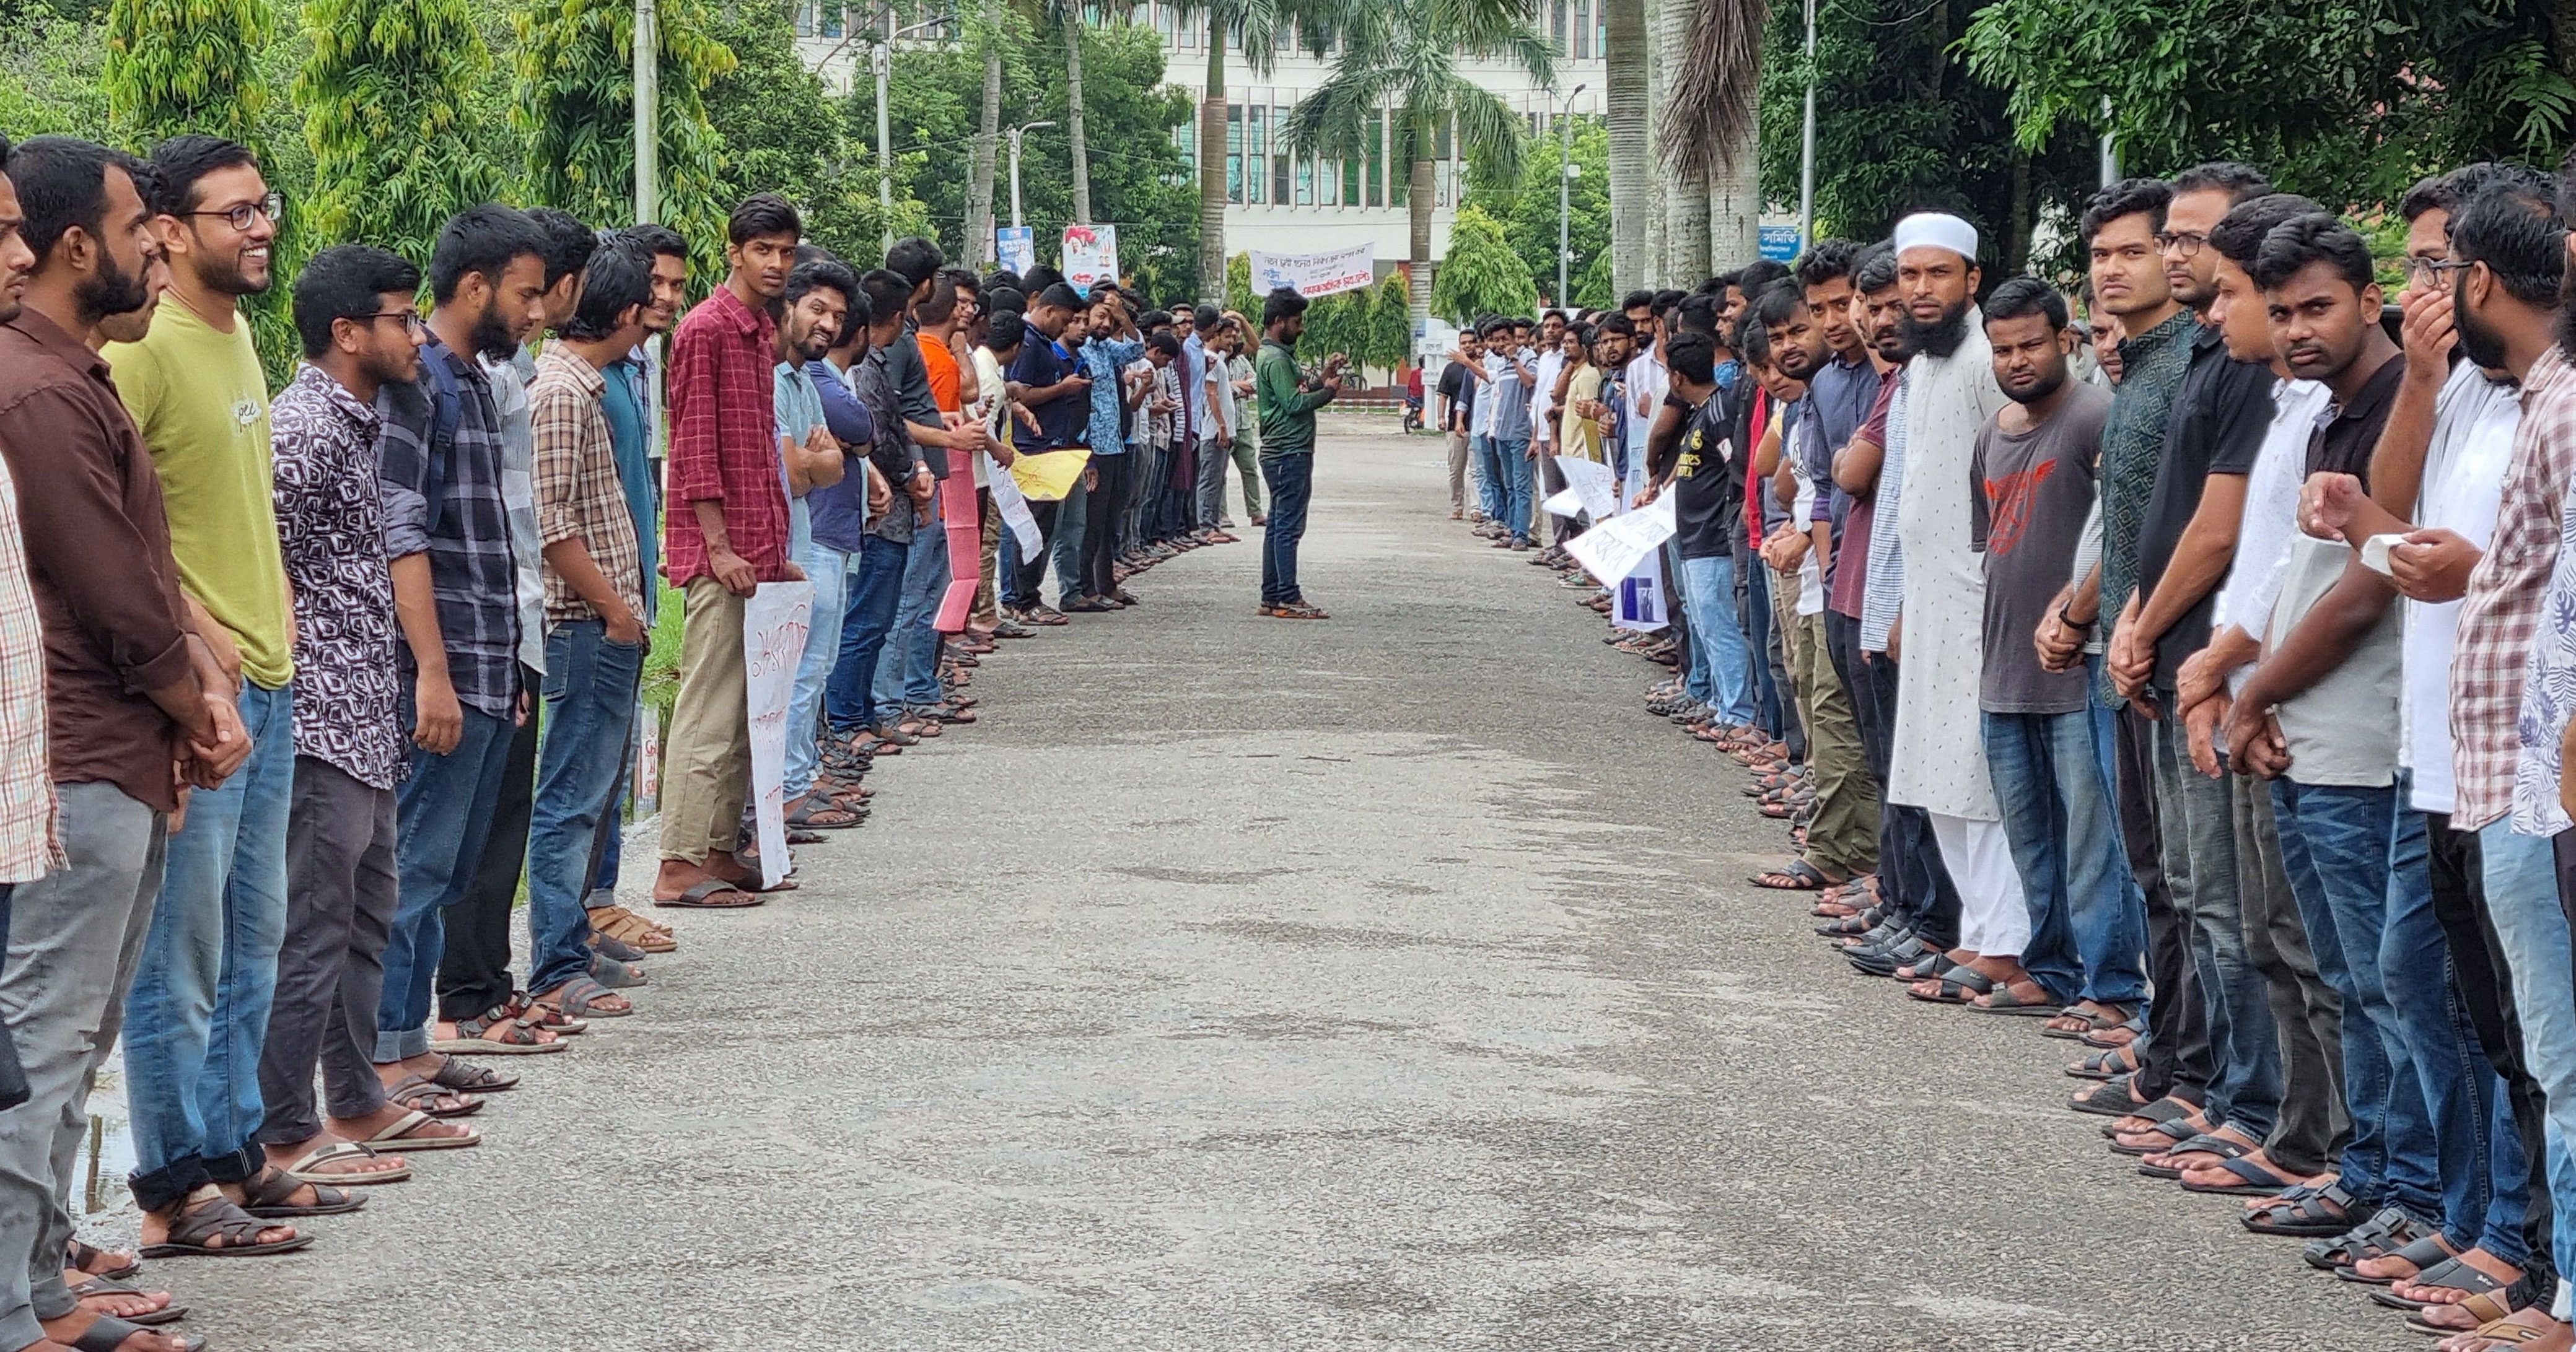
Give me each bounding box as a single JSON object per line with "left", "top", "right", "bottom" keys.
{"left": 1614, "top": 551, "right": 1669, "bottom": 631}
{"left": 1247, "top": 243, "right": 1377, "bottom": 298}
{"left": 995, "top": 225, "right": 1036, "bottom": 277}
{"left": 1759, "top": 224, "right": 1803, "bottom": 261}
{"left": 1061, "top": 224, "right": 1118, "bottom": 297}
{"left": 742, "top": 581, "right": 815, "bottom": 889}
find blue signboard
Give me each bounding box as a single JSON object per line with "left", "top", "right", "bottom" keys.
{"left": 1758, "top": 224, "right": 1803, "bottom": 261}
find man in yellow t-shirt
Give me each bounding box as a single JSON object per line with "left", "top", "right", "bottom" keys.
{"left": 102, "top": 134, "right": 325, "bottom": 1247}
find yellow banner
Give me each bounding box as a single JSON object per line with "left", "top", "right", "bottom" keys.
{"left": 1009, "top": 448, "right": 1092, "bottom": 502}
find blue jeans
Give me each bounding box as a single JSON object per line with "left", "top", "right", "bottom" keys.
{"left": 1678, "top": 554, "right": 1756, "bottom": 725}
{"left": 1494, "top": 436, "right": 1534, "bottom": 543}
{"left": 375, "top": 699, "right": 516, "bottom": 1062}
{"left": 874, "top": 509, "right": 950, "bottom": 725}
{"left": 829, "top": 532, "right": 909, "bottom": 731}
{"left": 1259, "top": 453, "right": 1313, "bottom": 606}
{"left": 787, "top": 540, "right": 852, "bottom": 796}
{"left": 525, "top": 621, "right": 646, "bottom": 998}
{"left": 1472, "top": 434, "right": 1503, "bottom": 521}
{"left": 2480, "top": 821, "right": 2576, "bottom": 1280}
{"left": 1982, "top": 708, "right": 2146, "bottom": 1008}
{"left": 1744, "top": 556, "right": 1787, "bottom": 740}
{"left": 121, "top": 679, "right": 296, "bottom": 1213}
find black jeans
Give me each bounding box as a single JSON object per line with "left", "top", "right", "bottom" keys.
{"left": 1259, "top": 453, "right": 1313, "bottom": 606}
{"left": 1083, "top": 453, "right": 1134, "bottom": 600}
{"left": 439, "top": 664, "right": 537, "bottom": 1022}
{"left": 1007, "top": 500, "right": 1061, "bottom": 610}
{"left": 2119, "top": 701, "right": 2212, "bottom": 1106}
{"left": 260, "top": 757, "right": 395, "bottom": 1144}
{"left": 2434, "top": 813, "right": 2554, "bottom": 1289}
{"left": 1830, "top": 613, "right": 1956, "bottom": 947}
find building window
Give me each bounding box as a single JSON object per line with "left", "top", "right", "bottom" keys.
{"left": 1225, "top": 102, "right": 1244, "bottom": 203}
{"left": 795, "top": 1, "right": 815, "bottom": 35}
{"left": 1246, "top": 103, "right": 1267, "bottom": 204}
{"left": 821, "top": 4, "right": 843, "bottom": 37}
{"left": 1176, "top": 118, "right": 1196, "bottom": 173}
{"left": 1391, "top": 118, "right": 1409, "bottom": 208}
{"left": 1572, "top": 0, "right": 1590, "bottom": 57}
{"left": 1157, "top": 1, "right": 1176, "bottom": 42}
{"left": 1550, "top": 0, "right": 1567, "bottom": 53}
{"left": 1365, "top": 111, "right": 1385, "bottom": 207}
{"left": 1274, "top": 112, "right": 1293, "bottom": 204}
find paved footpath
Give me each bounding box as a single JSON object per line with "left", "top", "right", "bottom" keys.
{"left": 178, "top": 416, "right": 2398, "bottom": 1350}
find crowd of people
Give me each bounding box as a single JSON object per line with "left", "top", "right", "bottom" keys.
{"left": 1440, "top": 160, "right": 2576, "bottom": 1351}
{"left": 0, "top": 123, "right": 1351, "bottom": 1352}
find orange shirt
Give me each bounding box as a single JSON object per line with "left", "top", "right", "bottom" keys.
{"left": 919, "top": 333, "right": 960, "bottom": 413}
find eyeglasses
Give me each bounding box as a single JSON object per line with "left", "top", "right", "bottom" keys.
{"left": 184, "top": 193, "right": 284, "bottom": 233}
{"left": 2152, "top": 230, "right": 2207, "bottom": 258}
{"left": 361, "top": 310, "right": 427, "bottom": 338}
{"left": 2404, "top": 257, "right": 2474, "bottom": 285}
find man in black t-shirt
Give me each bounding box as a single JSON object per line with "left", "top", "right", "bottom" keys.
{"left": 1656, "top": 333, "right": 1761, "bottom": 738}
{"left": 1439, "top": 331, "right": 1484, "bottom": 520}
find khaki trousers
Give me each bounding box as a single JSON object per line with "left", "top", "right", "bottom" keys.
{"left": 657, "top": 577, "right": 751, "bottom": 865}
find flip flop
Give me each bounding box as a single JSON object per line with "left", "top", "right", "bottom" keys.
{"left": 2339, "top": 1234, "right": 2456, "bottom": 1284}
{"left": 2067, "top": 1078, "right": 2152, "bottom": 1119}
{"left": 2137, "top": 1132, "right": 2250, "bottom": 1180}
{"left": 429, "top": 1055, "right": 518, "bottom": 1093}
{"left": 2180, "top": 1154, "right": 2302, "bottom": 1196}
{"left": 1968, "top": 984, "right": 2065, "bottom": 1016}
{"left": 1749, "top": 860, "right": 1836, "bottom": 891}
{"left": 361, "top": 1109, "right": 481, "bottom": 1152}
{"left": 385, "top": 1074, "right": 483, "bottom": 1118}
{"left": 283, "top": 1141, "right": 412, "bottom": 1186}
{"left": 69, "top": 1280, "right": 187, "bottom": 1327}
{"left": 2370, "top": 1255, "right": 2510, "bottom": 1311}
{"left": 2407, "top": 1291, "right": 2522, "bottom": 1337}
{"left": 652, "top": 878, "right": 764, "bottom": 909}
{"left": 67, "top": 1242, "right": 139, "bottom": 1281}
{"left": 64, "top": 1314, "right": 206, "bottom": 1351}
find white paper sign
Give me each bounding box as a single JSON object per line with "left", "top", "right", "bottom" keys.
{"left": 1061, "top": 224, "right": 1119, "bottom": 297}
{"left": 1247, "top": 243, "right": 1377, "bottom": 298}
{"left": 1555, "top": 455, "right": 1621, "bottom": 519}
{"left": 986, "top": 459, "right": 1046, "bottom": 557}
{"left": 1565, "top": 494, "right": 1678, "bottom": 586}
{"left": 1543, "top": 487, "right": 1584, "bottom": 518}
{"left": 1614, "top": 551, "right": 1668, "bottom": 631}
{"left": 742, "top": 581, "right": 815, "bottom": 889}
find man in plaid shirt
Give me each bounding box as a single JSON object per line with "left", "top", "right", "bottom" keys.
{"left": 652, "top": 195, "right": 805, "bottom": 910}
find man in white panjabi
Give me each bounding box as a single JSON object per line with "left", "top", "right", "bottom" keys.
{"left": 1883, "top": 212, "right": 2030, "bottom": 993}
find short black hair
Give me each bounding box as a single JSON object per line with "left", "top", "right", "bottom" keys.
{"left": 915, "top": 275, "right": 959, "bottom": 325}
{"left": 1851, "top": 242, "right": 1898, "bottom": 294}
{"left": 1673, "top": 292, "right": 1722, "bottom": 336}
{"left": 858, "top": 267, "right": 911, "bottom": 323}
{"left": 1146, "top": 330, "right": 1183, "bottom": 358}
{"left": 1261, "top": 286, "right": 1308, "bottom": 328}
{"left": 6, "top": 136, "right": 149, "bottom": 264}
{"left": 2082, "top": 177, "right": 2173, "bottom": 244}
{"left": 2207, "top": 193, "right": 2329, "bottom": 269}
{"left": 1597, "top": 312, "right": 1634, "bottom": 338}
{"left": 986, "top": 284, "right": 1027, "bottom": 316}
{"left": 1794, "top": 238, "right": 1859, "bottom": 289}
{"left": 428, "top": 203, "right": 548, "bottom": 305}
{"left": 2249, "top": 212, "right": 2376, "bottom": 292}
{"left": 984, "top": 310, "right": 1024, "bottom": 352}
{"left": 2450, "top": 179, "right": 2569, "bottom": 307}
{"left": 1737, "top": 259, "right": 1791, "bottom": 296}
{"left": 1137, "top": 308, "right": 1170, "bottom": 331}
{"left": 786, "top": 257, "right": 861, "bottom": 315}
{"left": 1981, "top": 276, "right": 2069, "bottom": 332}
{"left": 291, "top": 243, "right": 421, "bottom": 359}
{"left": 940, "top": 266, "right": 979, "bottom": 297}
{"left": 1750, "top": 279, "right": 1807, "bottom": 332}
{"left": 1022, "top": 263, "right": 1064, "bottom": 293}
{"left": 2402, "top": 162, "right": 2549, "bottom": 224}
{"left": 1737, "top": 317, "right": 1771, "bottom": 367}
{"left": 727, "top": 193, "right": 800, "bottom": 245}
{"left": 620, "top": 222, "right": 687, "bottom": 262}
{"left": 2172, "top": 162, "right": 2272, "bottom": 205}
{"left": 1621, "top": 288, "right": 1654, "bottom": 313}
{"left": 1191, "top": 303, "right": 1219, "bottom": 331}
{"left": 520, "top": 206, "right": 597, "bottom": 292}
{"left": 1036, "top": 282, "right": 1084, "bottom": 312}
{"left": 1665, "top": 329, "right": 1717, "bottom": 384}
{"left": 561, "top": 241, "right": 654, "bottom": 342}
{"left": 886, "top": 235, "right": 944, "bottom": 287}
{"left": 984, "top": 268, "right": 1023, "bottom": 293}
{"left": 1543, "top": 308, "right": 1567, "bottom": 323}
{"left": 1708, "top": 269, "right": 1741, "bottom": 295}
{"left": 145, "top": 133, "right": 257, "bottom": 217}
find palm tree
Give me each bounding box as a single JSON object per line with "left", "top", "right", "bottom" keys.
{"left": 1168, "top": 0, "right": 1341, "bottom": 302}
{"left": 1284, "top": 0, "right": 1553, "bottom": 344}
{"left": 1060, "top": 0, "right": 1095, "bottom": 222}
{"left": 1601, "top": 0, "right": 1648, "bottom": 292}
{"left": 1660, "top": 0, "right": 1768, "bottom": 268}
{"left": 967, "top": 0, "right": 1005, "bottom": 265}
{"left": 1654, "top": 0, "right": 1707, "bottom": 281}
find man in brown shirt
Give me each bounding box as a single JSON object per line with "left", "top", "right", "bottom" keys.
{"left": 0, "top": 136, "right": 261, "bottom": 1352}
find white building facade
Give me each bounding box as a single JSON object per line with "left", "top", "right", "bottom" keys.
{"left": 793, "top": 0, "right": 1605, "bottom": 264}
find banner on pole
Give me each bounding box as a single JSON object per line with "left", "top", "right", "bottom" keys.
{"left": 742, "top": 582, "right": 815, "bottom": 889}
{"left": 1759, "top": 224, "right": 1803, "bottom": 261}
{"left": 1246, "top": 243, "right": 1377, "bottom": 299}
{"left": 1061, "top": 224, "right": 1118, "bottom": 296}
{"left": 996, "top": 225, "right": 1035, "bottom": 277}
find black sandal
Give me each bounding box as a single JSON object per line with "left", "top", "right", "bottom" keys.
{"left": 236, "top": 1164, "right": 364, "bottom": 1219}
{"left": 138, "top": 1193, "right": 315, "bottom": 1258}
{"left": 66, "top": 1241, "right": 139, "bottom": 1281}
{"left": 1749, "top": 860, "right": 1835, "bottom": 891}
{"left": 69, "top": 1279, "right": 187, "bottom": 1327}
{"left": 64, "top": 1314, "right": 206, "bottom": 1351}
{"left": 428, "top": 1055, "right": 518, "bottom": 1093}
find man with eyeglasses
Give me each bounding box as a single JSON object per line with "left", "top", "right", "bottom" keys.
{"left": 101, "top": 133, "right": 315, "bottom": 1258}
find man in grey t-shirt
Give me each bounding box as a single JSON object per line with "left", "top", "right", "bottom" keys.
{"left": 1968, "top": 281, "right": 2147, "bottom": 1030}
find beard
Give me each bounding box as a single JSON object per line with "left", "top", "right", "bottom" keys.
{"left": 73, "top": 250, "right": 152, "bottom": 325}
{"left": 2002, "top": 365, "right": 2069, "bottom": 406}
{"left": 200, "top": 250, "right": 269, "bottom": 297}
{"left": 1899, "top": 299, "right": 1971, "bottom": 359}
{"left": 465, "top": 296, "right": 520, "bottom": 361}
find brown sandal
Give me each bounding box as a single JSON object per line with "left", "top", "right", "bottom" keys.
{"left": 430, "top": 1005, "right": 565, "bottom": 1055}
{"left": 587, "top": 904, "right": 677, "bottom": 952}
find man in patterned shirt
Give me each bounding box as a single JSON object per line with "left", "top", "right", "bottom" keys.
{"left": 260, "top": 245, "right": 479, "bottom": 1200}
{"left": 373, "top": 205, "right": 558, "bottom": 1066}
{"left": 524, "top": 243, "right": 659, "bottom": 1025}
{"left": 653, "top": 196, "right": 805, "bottom": 910}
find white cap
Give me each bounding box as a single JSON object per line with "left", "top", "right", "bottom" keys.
{"left": 1892, "top": 212, "right": 1979, "bottom": 263}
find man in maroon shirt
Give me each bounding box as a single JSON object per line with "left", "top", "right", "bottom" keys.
{"left": 654, "top": 195, "right": 805, "bottom": 910}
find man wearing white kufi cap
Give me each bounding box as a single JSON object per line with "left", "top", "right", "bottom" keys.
{"left": 1882, "top": 213, "right": 2031, "bottom": 997}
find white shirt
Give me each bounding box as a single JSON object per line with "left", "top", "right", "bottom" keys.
{"left": 1788, "top": 421, "right": 1825, "bottom": 616}
{"left": 970, "top": 346, "right": 1012, "bottom": 489}
{"left": 2210, "top": 378, "right": 2332, "bottom": 694}
{"left": 2414, "top": 361, "right": 2521, "bottom": 814}
{"left": 1623, "top": 347, "right": 1667, "bottom": 498}
{"left": 1530, "top": 349, "right": 1566, "bottom": 448}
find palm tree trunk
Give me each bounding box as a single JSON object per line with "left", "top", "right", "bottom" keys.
{"left": 1408, "top": 108, "right": 1433, "bottom": 344}
{"left": 1655, "top": 0, "right": 1707, "bottom": 282}
{"left": 1602, "top": 0, "right": 1649, "bottom": 295}
{"left": 1198, "top": 28, "right": 1229, "bottom": 304}
{"left": 1705, "top": 79, "right": 1759, "bottom": 265}
{"left": 1066, "top": 14, "right": 1093, "bottom": 225}
{"left": 1642, "top": 0, "right": 1665, "bottom": 286}
{"left": 968, "top": 0, "right": 1002, "bottom": 268}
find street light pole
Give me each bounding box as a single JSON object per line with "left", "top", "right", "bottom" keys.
{"left": 870, "top": 15, "right": 945, "bottom": 250}
{"left": 1556, "top": 84, "right": 1584, "bottom": 307}
{"left": 634, "top": 0, "right": 659, "bottom": 225}
{"left": 1797, "top": 0, "right": 1816, "bottom": 250}
{"left": 1007, "top": 120, "right": 1056, "bottom": 229}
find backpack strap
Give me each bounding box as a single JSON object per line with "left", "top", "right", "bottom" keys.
{"left": 420, "top": 349, "right": 463, "bottom": 538}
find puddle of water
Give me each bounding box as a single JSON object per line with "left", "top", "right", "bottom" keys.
{"left": 77, "top": 1053, "right": 133, "bottom": 1219}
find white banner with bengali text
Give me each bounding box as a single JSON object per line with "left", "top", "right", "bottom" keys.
{"left": 1247, "top": 244, "right": 1377, "bottom": 298}
{"left": 1565, "top": 494, "right": 1677, "bottom": 587}
{"left": 742, "top": 582, "right": 815, "bottom": 888}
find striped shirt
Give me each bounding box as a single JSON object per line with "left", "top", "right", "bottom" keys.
{"left": 377, "top": 337, "right": 523, "bottom": 719}
{"left": 0, "top": 448, "right": 56, "bottom": 881}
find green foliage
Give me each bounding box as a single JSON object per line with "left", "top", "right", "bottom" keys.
{"left": 1282, "top": 0, "right": 1550, "bottom": 186}
{"left": 513, "top": 0, "right": 734, "bottom": 281}
{"left": 295, "top": 0, "right": 500, "bottom": 261}
{"left": 0, "top": 11, "right": 113, "bottom": 139}
{"left": 1464, "top": 115, "right": 1606, "bottom": 307}
{"left": 701, "top": 0, "right": 901, "bottom": 264}
{"left": 1225, "top": 251, "right": 1257, "bottom": 318}
{"left": 103, "top": 0, "right": 273, "bottom": 146}
{"left": 1430, "top": 204, "right": 1536, "bottom": 325}
{"left": 1361, "top": 269, "right": 1411, "bottom": 370}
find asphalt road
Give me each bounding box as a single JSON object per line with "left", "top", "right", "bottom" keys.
{"left": 165, "top": 414, "right": 2403, "bottom": 1350}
